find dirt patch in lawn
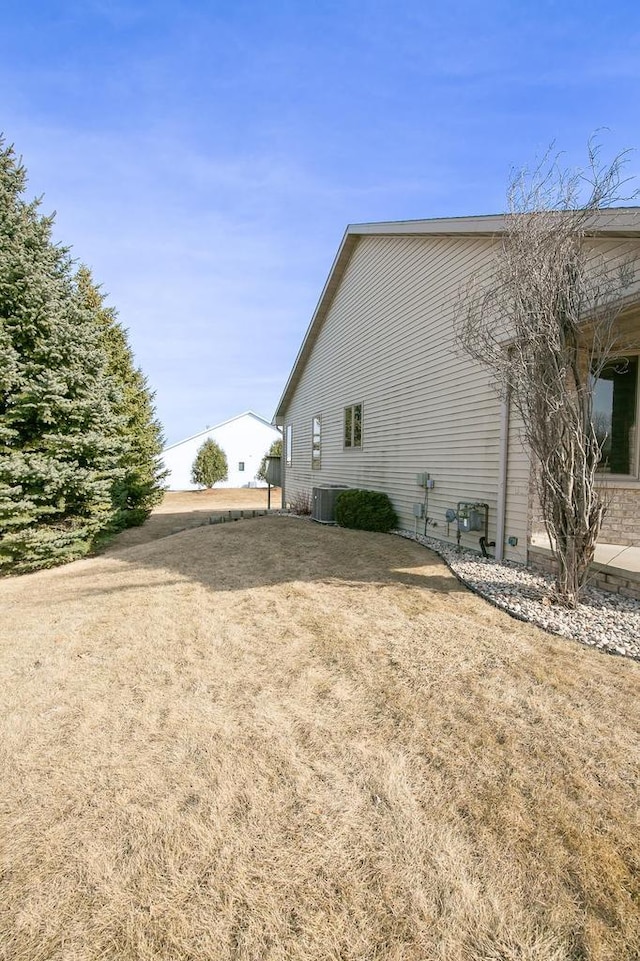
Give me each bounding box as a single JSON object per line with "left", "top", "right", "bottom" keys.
{"left": 1, "top": 516, "right": 638, "bottom": 961}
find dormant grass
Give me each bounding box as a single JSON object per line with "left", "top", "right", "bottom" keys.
{"left": 153, "top": 488, "right": 281, "bottom": 514}
{"left": 106, "top": 488, "right": 282, "bottom": 550}
{"left": 1, "top": 516, "right": 638, "bottom": 960}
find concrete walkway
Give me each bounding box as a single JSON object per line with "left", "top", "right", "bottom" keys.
{"left": 530, "top": 534, "right": 640, "bottom": 578}
{"left": 593, "top": 542, "right": 640, "bottom": 574}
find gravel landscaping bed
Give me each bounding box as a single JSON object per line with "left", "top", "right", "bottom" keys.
{"left": 395, "top": 530, "right": 640, "bottom": 661}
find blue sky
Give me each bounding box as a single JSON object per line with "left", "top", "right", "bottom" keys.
{"left": 2, "top": 1, "right": 639, "bottom": 444}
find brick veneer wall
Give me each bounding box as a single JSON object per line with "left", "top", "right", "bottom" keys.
{"left": 529, "top": 481, "right": 640, "bottom": 548}
{"left": 528, "top": 545, "right": 640, "bottom": 601}
{"left": 528, "top": 479, "right": 640, "bottom": 599}
{"left": 597, "top": 485, "right": 640, "bottom": 546}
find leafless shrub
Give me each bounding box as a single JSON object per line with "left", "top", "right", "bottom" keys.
{"left": 288, "top": 490, "right": 312, "bottom": 515}
{"left": 457, "top": 139, "right": 639, "bottom": 606}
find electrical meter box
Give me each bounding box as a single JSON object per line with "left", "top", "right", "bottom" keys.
{"left": 457, "top": 504, "right": 485, "bottom": 533}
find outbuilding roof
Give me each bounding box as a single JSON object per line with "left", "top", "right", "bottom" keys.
{"left": 164, "top": 411, "right": 278, "bottom": 452}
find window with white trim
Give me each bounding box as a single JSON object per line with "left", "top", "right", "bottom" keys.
{"left": 285, "top": 424, "right": 293, "bottom": 467}
{"left": 344, "top": 403, "right": 362, "bottom": 448}
{"left": 312, "top": 415, "right": 321, "bottom": 468}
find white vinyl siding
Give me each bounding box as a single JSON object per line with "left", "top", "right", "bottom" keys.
{"left": 280, "top": 234, "right": 526, "bottom": 560}
{"left": 503, "top": 405, "right": 530, "bottom": 564}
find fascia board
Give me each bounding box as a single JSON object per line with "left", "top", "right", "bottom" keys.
{"left": 273, "top": 229, "right": 358, "bottom": 420}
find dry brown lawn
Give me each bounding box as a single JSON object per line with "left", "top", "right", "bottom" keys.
{"left": 1, "top": 515, "right": 638, "bottom": 961}
{"left": 155, "top": 489, "right": 282, "bottom": 514}
{"left": 108, "top": 488, "right": 282, "bottom": 550}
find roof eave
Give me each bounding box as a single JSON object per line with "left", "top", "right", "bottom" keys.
{"left": 273, "top": 209, "right": 640, "bottom": 420}
{"left": 274, "top": 228, "right": 359, "bottom": 420}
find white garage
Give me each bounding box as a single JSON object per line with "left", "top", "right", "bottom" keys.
{"left": 161, "top": 411, "right": 281, "bottom": 490}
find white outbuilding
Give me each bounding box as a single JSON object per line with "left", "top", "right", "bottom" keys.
{"left": 161, "top": 411, "right": 281, "bottom": 490}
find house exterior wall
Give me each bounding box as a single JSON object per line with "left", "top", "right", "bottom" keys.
{"left": 279, "top": 234, "right": 530, "bottom": 562}
{"left": 593, "top": 305, "right": 640, "bottom": 546}
{"left": 279, "top": 230, "right": 640, "bottom": 563}
{"left": 162, "top": 415, "right": 281, "bottom": 490}
{"left": 530, "top": 480, "right": 640, "bottom": 549}
{"left": 504, "top": 406, "right": 530, "bottom": 556}
{"left": 598, "top": 486, "right": 640, "bottom": 545}
{"left": 528, "top": 306, "right": 640, "bottom": 549}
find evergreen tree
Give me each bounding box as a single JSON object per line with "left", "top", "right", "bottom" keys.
{"left": 191, "top": 439, "right": 228, "bottom": 489}
{"left": 0, "top": 140, "right": 124, "bottom": 572}
{"left": 75, "top": 267, "right": 167, "bottom": 528}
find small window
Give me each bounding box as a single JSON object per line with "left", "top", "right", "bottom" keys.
{"left": 593, "top": 357, "right": 638, "bottom": 475}
{"left": 344, "top": 403, "right": 362, "bottom": 448}
{"left": 285, "top": 424, "right": 293, "bottom": 467}
{"left": 312, "top": 415, "right": 321, "bottom": 468}
{"left": 238, "top": 461, "right": 245, "bottom": 472}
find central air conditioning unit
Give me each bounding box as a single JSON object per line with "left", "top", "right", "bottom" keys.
{"left": 312, "top": 485, "right": 349, "bottom": 524}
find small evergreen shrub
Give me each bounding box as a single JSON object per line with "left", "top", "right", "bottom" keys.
{"left": 191, "top": 439, "right": 228, "bottom": 489}
{"left": 335, "top": 489, "right": 398, "bottom": 532}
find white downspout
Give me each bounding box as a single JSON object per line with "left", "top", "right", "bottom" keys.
{"left": 495, "top": 388, "right": 511, "bottom": 562}
{"left": 273, "top": 421, "right": 286, "bottom": 509}
{"left": 281, "top": 427, "right": 287, "bottom": 510}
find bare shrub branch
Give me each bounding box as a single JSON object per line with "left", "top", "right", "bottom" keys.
{"left": 457, "top": 141, "right": 639, "bottom": 606}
